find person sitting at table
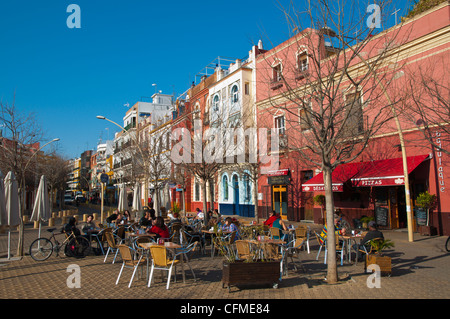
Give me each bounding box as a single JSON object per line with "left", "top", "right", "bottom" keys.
{"left": 140, "top": 210, "right": 152, "bottom": 227}
{"left": 222, "top": 217, "right": 240, "bottom": 240}
{"left": 63, "top": 217, "right": 81, "bottom": 237}
{"left": 318, "top": 214, "right": 347, "bottom": 245}
{"left": 122, "top": 210, "right": 131, "bottom": 224}
{"left": 82, "top": 214, "right": 99, "bottom": 236}
{"left": 106, "top": 210, "right": 119, "bottom": 227}
{"left": 353, "top": 221, "right": 385, "bottom": 260}
{"left": 147, "top": 216, "right": 170, "bottom": 239}
{"left": 271, "top": 213, "right": 288, "bottom": 240}
{"left": 263, "top": 210, "right": 279, "bottom": 227}
{"left": 194, "top": 208, "right": 204, "bottom": 221}
{"left": 113, "top": 212, "right": 124, "bottom": 227}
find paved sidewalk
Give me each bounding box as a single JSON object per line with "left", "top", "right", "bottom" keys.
{"left": 1, "top": 216, "right": 449, "bottom": 302}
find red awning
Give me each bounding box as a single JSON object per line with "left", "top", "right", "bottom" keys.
{"left": 302, "top": 162, "right": 364, "bottom": 192}
{"left": 351, "top": 154, "right": 429, "bottom": 187}
{"left": 302, "top": 154, "right": 429, "bottom": 192}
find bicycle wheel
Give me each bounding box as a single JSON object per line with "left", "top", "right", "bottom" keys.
{"left": 29, "top": 238, "right": 53, "bottom": 261}
{"left": 65, "top": 236, "right": 91, "bottom": 258}
{"left": 446, "top": 236, "right": 450, "bottom": 252}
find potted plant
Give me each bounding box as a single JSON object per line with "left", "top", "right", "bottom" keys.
{"left": 313, "top": 194, "right": 326, "bottom": 224}
{"left": 360, "top": 216, "right": 374, "bottom": 229}
{"left": 415, "top": 191, "right": 437, "bottom": 236}
{"left": 365, "top": 238, "right": 395, "bottom": 276}
{"left": 216, "top": 229, "right": 281, "bottom": 292}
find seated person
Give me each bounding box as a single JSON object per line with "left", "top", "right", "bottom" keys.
{"left": 271, "top": 213, "right": 288, "bottom": 240}
{"left": 106, "top": 210, "right": 118, "bottom": 226}
{"left": 140, "top": 210, "right": 152, "bottom": 227}
{"left": 113, "top": 213, "right": 124, "bottom": 227}
{"left": 122, "top": 210, "right": 131, "bottom": 224}
{"left": 146, "top": 216, "right": 170, "bottom": 239}
{"left": 82, "top": 214, "right": 99, "bottom": 236}
{"left": 222, "top": 217, "right": 240, "bottom": 241}
{"left": 353, "top": 221, "right": 385, "bottom": 259}
{"left": 318, "top": 214, "right": 346, "bottom": 245}
{"left": 194, "top": 208, "right": 204, "bottom": 221}
{"left": 263, "top": 210, "right": 279, "bottom": 227}
{"left": 63, "top": 217, "right": 81, "bottom": 237}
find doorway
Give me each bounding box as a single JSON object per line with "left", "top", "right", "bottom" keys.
{"left": 273, "top": 185, "right": 288, "bottom": 220}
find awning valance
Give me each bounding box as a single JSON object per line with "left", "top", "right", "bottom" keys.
{"left": 302, "top": 155, "right": 429, "bottom": 192}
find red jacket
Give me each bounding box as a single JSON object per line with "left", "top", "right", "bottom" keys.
{"left": 263, "top": 215, "right": 278, "bottom": 227}
{"left": 148, "top": 225, "right": 170, "bottom": 239}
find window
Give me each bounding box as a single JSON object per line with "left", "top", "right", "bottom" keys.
{"left": 213, "top": 95, "right": 220, "bottom": 112}
{"left": 299, "top": 100, "right": 312, "bottom": 131}
{"left": 244, "top": 82, "right": 250, "bottom": 95}
{"left": 274, "top": 115, "right": 285, "bottom": 136}
{"left": 298, "top": 52, "right": 308, "bottom": 72}
{"left": 231, "top": 85, "right": 239, "bottom": 103}
{"left": 222, "top": 175, "right": 229, "bottom": 201}
{"left": 243, "top": 173, "right": 251, "bottom": 201}
{"left": 343, "top": 91, "right": 364, "bottom": 136}
{"left": 272, "top": 64, "right": 282, "bottom": 82}
{"left": 195, "top": 181, "right": 200, "bottom": 201}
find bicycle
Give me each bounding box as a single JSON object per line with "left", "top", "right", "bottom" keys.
{"left": 29, "top": 228, "right": 91, "bottom": 261}
{"left": 446, "top": 236, "right": 450, "bottom": 252}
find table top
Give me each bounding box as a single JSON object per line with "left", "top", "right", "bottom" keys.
{"left": 138, "top": 242, "right": 182, "bottom": 249}
{"left": 245, "top": 239, "right": 286, "bottom": 245}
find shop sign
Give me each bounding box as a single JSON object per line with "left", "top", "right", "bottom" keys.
{"left": 301, "top": 184, "right": 343, "bottom": 192}
{"left": 434, "top": 132, "right": 445, "bottom": 193}
{"left": 268, "top": 175, "right": 290, "bottom": 185}
{"left": 266, "top": 169, "right": 290, "bottom": 176}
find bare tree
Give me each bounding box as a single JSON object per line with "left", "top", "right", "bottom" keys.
{"left": 257, "top": 0, "right": 408, "bottom": 283}
{"left": 402, "top": 56, "right": 450, "bottom": 154}
{"left": 0, "top": 96, "right": 45, "bottom": 257}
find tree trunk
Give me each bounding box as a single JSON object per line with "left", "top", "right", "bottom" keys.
{"left": 323, "top": 166, "right": 338, "bottom": 284}
{"left": 202, "top": 179, "right": 208, "bottom": 223}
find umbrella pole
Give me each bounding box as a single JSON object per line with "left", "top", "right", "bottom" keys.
{"left": 7, "top": 229, "right": 12, "bottom": 260}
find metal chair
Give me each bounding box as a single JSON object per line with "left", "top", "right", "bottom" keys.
{"left": 147, "top": 245, "right": 181, "bottom": 289}
{"left": 295, "top": 225, "right": 310, "bottom": 254}
{"left": 115, "top": 245, "right": 145, "bottom": 288}
{"left": 103, "top": 231, "right": 123, "bottom": 264}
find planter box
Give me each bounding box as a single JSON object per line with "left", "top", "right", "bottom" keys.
{"left": 365, "top": 254, "right": 392, "bottom": 277}
{"left": 222, "top": 260, "right": 280, "bottom": 291}
{"left": 419, "top": 225, "right": 437, "bottom": 236}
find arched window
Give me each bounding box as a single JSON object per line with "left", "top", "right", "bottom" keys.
{"left": 213, "top": 95, "right": 220, "bottom": 112}
{"left": 231, "top": 85, "right": 239, "bottom": 104}
{"left": 222, "top": 175, "right": 229, "bottom": 201}
{"left": 243, "top": 173, "right": 251, "bottom": 201}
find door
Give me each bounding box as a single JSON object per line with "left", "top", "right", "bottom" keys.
{"left": 273, "top": 185, "right": 288, "bottom": 220}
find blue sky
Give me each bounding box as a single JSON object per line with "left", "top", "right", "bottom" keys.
{"left": 0, "top": 0, "right": 412, "bottom": 159}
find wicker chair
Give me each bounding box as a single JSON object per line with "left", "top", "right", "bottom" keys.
{"left": 147, "top": 245, "right": 181, "bottom": 289}
{"left": 115, "top": 245, "right": 145, "bottom": 288}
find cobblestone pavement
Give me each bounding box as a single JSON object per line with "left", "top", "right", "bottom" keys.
{"left": 1, "top": 210, "right": 449, "bottom": 305}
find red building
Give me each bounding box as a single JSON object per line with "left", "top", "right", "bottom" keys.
{"left": 255, "top": 2, "right": 450, "bottom": 235}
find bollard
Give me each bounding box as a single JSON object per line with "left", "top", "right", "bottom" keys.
{"left": 48, "top": 218, "right": 55, "bottom": 227}
{"left": 52, "top": 212, "right": 57, "bottom": 219}
{"left": 83, "top": 214, "right": 88, "bottom": 222}
{"left": 34, "top": 221, "right": 40, "bottom": 229}
{"left": 23, "top": 215, "right": 29, "bottom": 223}
{"left": 93, "top": 213, "right": 99, "bottom": 221}
{"left": 61, "top": 216, "right": 68, "bottom": 225}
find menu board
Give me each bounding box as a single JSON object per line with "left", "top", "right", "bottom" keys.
{"left": 375, "top": 206, "right": 388, "bottom": 227}
{"left": 414, "top": 208, "right": 427, "bottom": 226}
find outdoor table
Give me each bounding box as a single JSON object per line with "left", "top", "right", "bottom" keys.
{"left": 340, "top": 234, "right": 364, "bottom": 264}
{"left": 244, "top": 238, "right": 286, "bottom": 260}
{"left": 139, "top": 242, "right": 186, "bottom": 283}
